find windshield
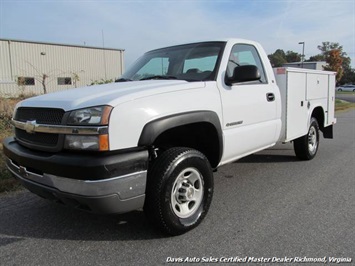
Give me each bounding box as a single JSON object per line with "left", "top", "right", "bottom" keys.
{"left": 119, "top": 42, "right": 226, "bottom": 82}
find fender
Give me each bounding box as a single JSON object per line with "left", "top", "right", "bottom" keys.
{"left": 308, "top": 104, "right": 333, "bottom": 139}
{"left": 138, "top": 111, "right": 223, "bottom": 162}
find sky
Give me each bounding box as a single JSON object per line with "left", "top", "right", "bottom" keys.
{"left": 0, "top": 0, "right": 354, "bottom": 69}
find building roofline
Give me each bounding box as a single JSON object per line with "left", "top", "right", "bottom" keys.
{"left": 0, "top": 38, "right": 125, "bottom": 52}
{"left": 284, "top": 61, "right": 326, "bottom": 64}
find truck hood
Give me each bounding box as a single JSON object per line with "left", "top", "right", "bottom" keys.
{"left": 17, "top": 80, "right": 205, "bottom": 111}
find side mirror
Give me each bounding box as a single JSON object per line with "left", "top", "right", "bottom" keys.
{"left": 226, "top": 65, "right": 261, "bottom": 85}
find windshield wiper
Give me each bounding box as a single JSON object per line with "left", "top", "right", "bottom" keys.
{"left": 115, "top": 78, "right": 132, "bottom": 82}
{"left": 140, "top": 75, "right": 177, "bottom": 81}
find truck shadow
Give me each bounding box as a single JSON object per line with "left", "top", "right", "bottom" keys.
{"left": 0, "top": 192, "right": 167, "bottom": 242}
{"left": 237, "top": 153, "right": 298, "bottom": 163}
{"left": 232, "top": 143, "right": 299, "bottom": 164}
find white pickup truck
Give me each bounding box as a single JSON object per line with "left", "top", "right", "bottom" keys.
{"left": 3, "top": 39, "right": 336, "bottom": 235}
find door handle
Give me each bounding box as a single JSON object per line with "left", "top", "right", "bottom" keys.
{"left": 266, "top": 93, "right": 275, "bottom": 102}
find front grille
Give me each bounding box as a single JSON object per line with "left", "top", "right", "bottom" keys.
{"left": 15, "top": 128, "right": 59, "bottom": 147}
{"left": 14, "top": 107, "right": 65, "bottom": 151}
{"left": 15, "top": 107, "right": 64, "bottom": 125}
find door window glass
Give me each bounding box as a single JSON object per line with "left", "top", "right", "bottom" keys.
{"left": 227, "top": 44, "right": 267, "bottom": 83}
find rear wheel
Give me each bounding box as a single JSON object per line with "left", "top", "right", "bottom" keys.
{"left": 293, "top": 117, "right": 320, "bottom": 160}
{"left": 144, "top": 147, "right": 213, "bottom": 235}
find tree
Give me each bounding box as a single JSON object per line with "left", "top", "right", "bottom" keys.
{"left": 71, "top": 72, "right": 80, "bottom": 88}
{"left": 41, "top": 74, "right": 48, "bottom": 94}
{"left": 268, "top": 49, "right": 287, "bottom": 67}
{"left": 268, "top": 49, "right": 301, "bottom": 67}
{"left": 307, "top": 54, "right": 324, "bottom": 62}
{"left": 285, "top": 51, "right": 301, "bottom": 63}
{"left": 317, "top": 42, "right": 346, "bottom": 57}
{"left": 340, "top": 67, "right": 355, "bottom": 84}
{"left": 323, "top": 49, "right": 343, "bottom": 82}
{"left": 309, "top": 42, "right": 351, "bottom": 83}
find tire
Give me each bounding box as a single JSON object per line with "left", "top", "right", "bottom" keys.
{"left": 144, "top": 147, "right": 213, "bottom": 235}
{"left": 293, "top": 117, "right": 320, "bottom": 160}
{"left": 338, "top": 89, "right": 342, "bottom": 92}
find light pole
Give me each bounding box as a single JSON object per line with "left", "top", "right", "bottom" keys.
{"left": 298, "top": 42, "right": 305, "bottom": 68}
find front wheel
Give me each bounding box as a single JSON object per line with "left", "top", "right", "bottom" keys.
{"left": 144, "top": 147, "right": 213, "bottom": 235}
{"left": 293, "top": 117, "right": 320, "bottom": 160}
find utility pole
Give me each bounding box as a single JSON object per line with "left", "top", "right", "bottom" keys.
{"left": 298, "top": 42, "right": 305, "bottom": 68}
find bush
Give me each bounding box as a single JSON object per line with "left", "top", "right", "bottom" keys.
{"left": 89, "top": 78, "right": 114, "bottom": 86}
{"left": 0, "top": 98, "right": 15, "bottom": 136}
{"left": 0, "top": 97, "right": 21, "bottom": 192}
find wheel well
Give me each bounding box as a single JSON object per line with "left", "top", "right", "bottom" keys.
{"left": 153, "top": 122, "right": 221, "bottom": 168}
{"left": 311, "top": 107, "right": 325, "bottom": 131}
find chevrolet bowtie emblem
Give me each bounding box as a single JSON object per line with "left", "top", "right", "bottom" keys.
{"left": 24, "top": 120, "right": 37, "bottom": 134}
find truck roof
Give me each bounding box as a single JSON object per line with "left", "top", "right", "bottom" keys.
{"left": 147, "top": 38, "right": 261, "bottom": 53}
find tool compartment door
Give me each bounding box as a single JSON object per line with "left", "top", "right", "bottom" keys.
{"left": 285, "top": 71, "right": 308, "bottom": 141}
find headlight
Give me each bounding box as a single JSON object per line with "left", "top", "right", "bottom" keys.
{"left": 67, "top": 106, "right": 112, "bottom": 125}
{"left": 65, "top": 135, "right": 100, "bottom": 150}
{"left": 64, "top": 134, "right": 109, "bottom": 151}
{"left": 65, "top": 105, "right": 112, "bottom": 151}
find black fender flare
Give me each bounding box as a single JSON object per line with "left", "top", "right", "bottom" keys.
{"left": 138, "top": 111, "right": 223, "bottom": 163}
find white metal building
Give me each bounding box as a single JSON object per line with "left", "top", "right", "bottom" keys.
{"left": 282, "top": 61, "right": 326, "bottom": 70}
{"left": 0, "top": 39, "right": 124, "bottom": 97}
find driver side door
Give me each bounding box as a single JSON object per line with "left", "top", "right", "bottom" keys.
{"left": 219, "top": 43, "right": 279, "bottom": 163}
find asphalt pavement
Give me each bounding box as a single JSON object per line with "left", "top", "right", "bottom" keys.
{"left": 0, "top": 110, "right": 354, "bottom": 265}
